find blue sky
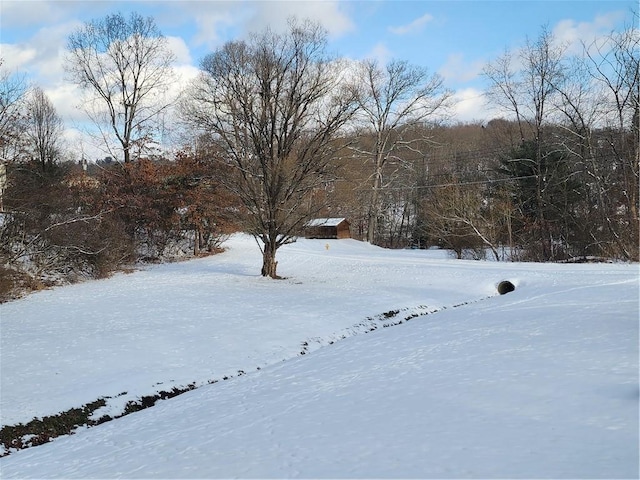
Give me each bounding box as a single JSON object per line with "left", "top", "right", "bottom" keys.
{"left": 0, "top": 0, "right": 636, "bottom": 157}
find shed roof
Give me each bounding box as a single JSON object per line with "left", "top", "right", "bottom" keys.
{"left": 305, "top": 217, "right": 348, "bottom": 227}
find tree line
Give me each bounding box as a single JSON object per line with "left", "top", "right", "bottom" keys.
{"left": 0, "top": 11, "right": 637, "bottom": 299}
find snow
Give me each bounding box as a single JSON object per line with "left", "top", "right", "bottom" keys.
{"left": 0, "top": 234, "right": 638, "bottom": 478}
{"left": 304, "top": 217, "right": 347, "bottom": 227}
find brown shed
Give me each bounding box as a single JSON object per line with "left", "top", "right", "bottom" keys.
{"left": 304, "top": 218, "right": 351, "bottom": 239}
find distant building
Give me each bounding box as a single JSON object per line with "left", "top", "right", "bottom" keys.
{"left": 304, "top": 218, "right": 351, "bottom": 239}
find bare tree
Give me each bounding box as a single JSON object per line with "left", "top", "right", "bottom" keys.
{"left": 0, "top": 59, "right": 28, "bottom": 162}
{"left": 484, "top": 27, "right": 567, "bottom": 260}
{"left": 483, "top": 50, "right": 528, "bottom": 142}
{"left": 545, "top": 12, "right": 638, "bottom": 261}
{"left": 65, "top": 12, "right": 176, "bottom": 163}
{"left": 521, "top": 27, "right": 566, "bottom": 146}
{"left": 181, "top": 19, "right": 357, "bottom": 278}
{"left": 352, "top": 59, "right": 452, "bottom": 244}
{"left": 484, "top": 26, "right": 565, "bottom": 144}
{"left": 25, "top": 87, "right": 64, "bottom": 172}
{"left": 582, "top": 18, "right": 639, "bottom": 259}
{"left": 420, "top": 180, "right": 501, "bottom": 260}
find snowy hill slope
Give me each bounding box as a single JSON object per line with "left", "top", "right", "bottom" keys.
{"left": 0, "top": 235, "right": 638, "bottom": 478}
{"left": 0, "top": 236, "right": 512, "bottom": 426}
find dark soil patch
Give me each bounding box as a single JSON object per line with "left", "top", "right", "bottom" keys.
{"left": 0, "top": 398, "right": 107, "bottom": 456}
{"left": 0, "top": 385, "right": 197, "bottom": 457}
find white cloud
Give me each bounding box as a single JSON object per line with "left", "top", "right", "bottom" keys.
{"left": 4, "top": 20, "right": 82, "bottom": 85}
{"left": 44, "top": 83, "right": 85, "bottom": 124}
{"left": 449, "top": 87, "right": 497, "bottom": 123}
{"left": 1, "top": 0, "right": 120, "bottom": 31}
{"left": 174, "top": 63, "right": 200, "bottom": 84}
{"left": 552, "top": 11, "right": 626, "bottom": 54}
{"left": 169, "top": 64, "right": 200, "bottom": 110}
{"left": 173, "top": 0, "right": 354, "bottom": 52}
{"left": 439, "top": 53, "right": 485, "bottom": 84}
{"left": 0, "top": 1, "right": 67, "bottom": 28}
{"left": 388, "top": 13, "right": 433, "bottom": 35}
{"left": 0, "top": 44, "right": 37, "bottom": 71}
{"left": 190, "top": 10, "right": 236, "bottom": 51}
{"left": 247, "top": 1, "right": 355, "bottom": 38}
{"left": 364, "top": 42, "right": 392, "bottom": 65}
{"left": 166, "top": 36, "right": 192, "bottom": 65}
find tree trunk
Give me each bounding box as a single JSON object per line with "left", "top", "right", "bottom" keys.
{"left": 367, "top": 162, "right": 383, "bottom": 244}
{"left": 261, "top": 241, "right": 279, "bottom": 278}
{"left": 194, "top": 228, "right": 200, "bottom": 256}
{"left": 366, "top": 206, "right": 377, "bottom": 244}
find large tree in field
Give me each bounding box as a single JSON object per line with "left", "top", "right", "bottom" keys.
{"left": 65, "top": 12, "right": 175, "bottom": 163}
{"left": 353, "top": 59, "right": 451, "bottom": 244}
{"left": 182, "top": 19, "right": 357, "bottom": 278}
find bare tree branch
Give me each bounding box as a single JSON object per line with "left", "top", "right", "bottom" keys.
{"left": 65, "top": 12, "right": 176, "bottom": 163}
{"left": 181, "top": 18, "right": 358, "bottom": 277}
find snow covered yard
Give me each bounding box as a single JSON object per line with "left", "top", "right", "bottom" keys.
{"left": 0, "top": 234, "right": 638, "bottom": 478}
